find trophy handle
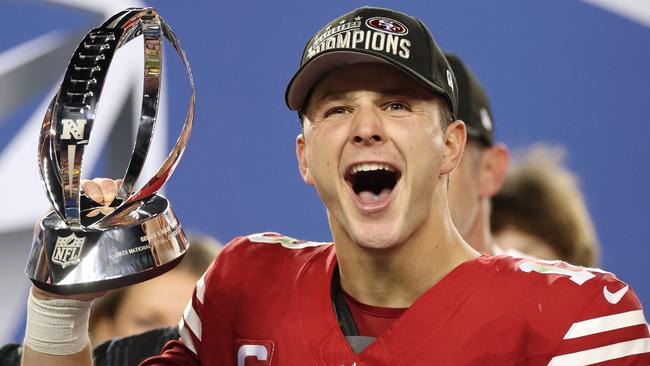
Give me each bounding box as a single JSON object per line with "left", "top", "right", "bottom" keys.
{"left": 40, "top": 8, "right": 194, "bottom": 230}
{"left": 96, "top": 9, "right": 195, "bottom": 227}
{"left": 37, "top": 96, "right": 65, "bottom": 221}
{"left": 114, "top": 10, "right": 163, "bottom": 202}
{"left": 118, "top": 18, "right": 195, "bottom": 207}
{"left": 48, "top": 23, "right": 125, "bottom": 229}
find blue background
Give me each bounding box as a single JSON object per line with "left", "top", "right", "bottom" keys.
{"left": 1, "top": 0, "right": 648, "bottom": 341}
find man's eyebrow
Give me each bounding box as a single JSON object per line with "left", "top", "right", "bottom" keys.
{"left": 377, "top": 89, "right": 408, "bottom": 97}
{"left": 317, "top": 92, "right": 347, "bottom": 103}
{"left": 313, "top": 87, "right": 428, "bottom": 105}
{"left": 378, "top": 87, "right": 431, "bottom": 98}
{"left": 317, "top": 89, "right": 410, "bottom": 101}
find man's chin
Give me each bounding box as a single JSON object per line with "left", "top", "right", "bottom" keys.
{"left": 350, "top": 229, "right": 402, "bottom": 251}
{"left": 330, "top": 208, "right": 405, "bottom": 249}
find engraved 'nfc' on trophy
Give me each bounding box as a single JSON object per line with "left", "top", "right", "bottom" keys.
{"left": 26, "top": 8, "right": 195, "bottom": 294}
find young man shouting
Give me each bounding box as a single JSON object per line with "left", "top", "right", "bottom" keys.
{"left": 23, "top": 6, "right": 649, "bottom": 366}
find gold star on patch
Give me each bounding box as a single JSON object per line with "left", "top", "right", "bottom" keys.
{"left": 354, "top": 16, "right": 362, "bottom": 21}
{"left": 339, "top": 19, "right": 346, "bottom": 24}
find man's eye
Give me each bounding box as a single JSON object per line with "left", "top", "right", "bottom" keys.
{"left": 133, "top": 316, "right": 159, "bottom": 328}
{"left": 385, "top": 102, "right": 409, "bottom": 111}
{"left": 324, "top": 106, "right": 348, "bottom": 117}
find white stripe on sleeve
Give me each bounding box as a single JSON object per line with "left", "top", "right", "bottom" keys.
{"left": 547, "top": 338, "right": 650, "bottom": 366}
{"left": 178, "top": 318, "right": 198, "bottom": 355}
{"left": 563, "top": 310, "right": 647, "bottom": 339}
{"left": 182, "top": 300, "right": 202, "bottom": 340}
{"left": 196, "top": 274, "right": 206, "bottom": 304}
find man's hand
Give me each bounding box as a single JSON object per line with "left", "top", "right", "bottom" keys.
{"left": 81, "top": 178, "right": 123, "bottom": 206}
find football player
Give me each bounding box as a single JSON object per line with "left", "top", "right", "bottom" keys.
{"left": 22, "top": 6, "right": 649, "bottom": 366}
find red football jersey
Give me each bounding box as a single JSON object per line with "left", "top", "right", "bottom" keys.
{"left": 141, "top": 233, "right": 650, "bottom": 365}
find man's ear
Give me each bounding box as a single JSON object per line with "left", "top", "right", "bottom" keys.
{"left": 440, "top": 120, "right": 467, "bottom": 175}
{"left": 478, "top": 143, "right": 509, "bottom": 198}
{"left": 296, "top": 134, "right": 314, "bottom": 186}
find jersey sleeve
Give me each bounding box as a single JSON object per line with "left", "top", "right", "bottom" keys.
{"left": 138, "top": 339, "right": 201, "bottom": 366}
{"left": 547, "top": 276, "right": 650, "bottom": 365}
{"left": 137, "top": 273, "right": 207, "bottom": 366}
{"left": 140, "top": 243, "right": 239, "bottom": 366}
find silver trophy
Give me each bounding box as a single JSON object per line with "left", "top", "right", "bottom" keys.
{"left": 26, "top": 8, "right": 195, "bottom": 295}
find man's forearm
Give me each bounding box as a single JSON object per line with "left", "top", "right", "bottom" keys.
{"left": 22, "top": 344, "right": 93, "bottom": 366}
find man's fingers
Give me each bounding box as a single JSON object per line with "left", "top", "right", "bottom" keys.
{"left": 81, "top": 178, "right": 120, "bottom": 205}
{"left": 96, "top": 178, "right": 118, "bottom": 204}
{"left": 81, "top": 179, "right": 104, "bottom": 204}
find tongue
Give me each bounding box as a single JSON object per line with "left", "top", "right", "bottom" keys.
{"left": 358, "top": 188, "right": 392, "bottom": 204}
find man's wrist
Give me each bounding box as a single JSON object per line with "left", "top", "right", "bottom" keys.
{"left": 23, "top": 288, "right": 93, "bottom": 355}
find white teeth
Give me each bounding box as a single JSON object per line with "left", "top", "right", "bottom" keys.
{"left": 351, "top": 163, "right": 395, "bottom": 174}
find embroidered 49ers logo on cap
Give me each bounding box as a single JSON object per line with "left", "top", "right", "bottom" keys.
{"left": 366, "top": 17, "right": 409, "bottom": 35}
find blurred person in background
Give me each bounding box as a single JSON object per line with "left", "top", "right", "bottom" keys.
{"left": 444, "top": 53, "right": 510, "bottom": 255}
{"left": 90, "top": 234, "right": 221, "bottom": 346}
{"left": 491, "top": 144, "right": 600, "bottom": 267}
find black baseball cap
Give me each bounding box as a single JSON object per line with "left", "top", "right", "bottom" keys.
{"left": 444, "top": 53, "right": 494, "bottom": 146}
{"left": 285, "top": 6, "right": 458, "bottom": 118}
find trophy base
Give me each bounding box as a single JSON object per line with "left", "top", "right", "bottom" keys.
{"left": 26, "top": 194, "right": 189, "bottom": 295}
{"left": 30, "top": 254, "right": 185, "bottom": 295}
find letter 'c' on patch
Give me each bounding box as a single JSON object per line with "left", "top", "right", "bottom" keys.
{"left": 236, "top": 340, "right": 274, "bottom": 366}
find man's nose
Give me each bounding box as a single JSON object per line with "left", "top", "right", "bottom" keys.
{"left": 349, "top": 106, "right": 385, "bottom": 145}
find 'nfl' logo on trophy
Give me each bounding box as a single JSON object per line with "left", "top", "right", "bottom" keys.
{"left": 52, "top": 233, "right": 86, "bottom": 268}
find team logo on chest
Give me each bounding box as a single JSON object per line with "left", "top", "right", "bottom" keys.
{"left": 52, "top": 233, "right": 86, "bottom": 268}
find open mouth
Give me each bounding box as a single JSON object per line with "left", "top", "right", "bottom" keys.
{"left": 345, "top": 163, "right": 401, "bottom": 205}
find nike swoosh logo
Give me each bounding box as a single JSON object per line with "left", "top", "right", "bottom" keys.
{"left": 603, "top": 285, "right": 629, "bottom": 304}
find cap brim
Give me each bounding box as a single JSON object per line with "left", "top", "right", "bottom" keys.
{"left": 285, "top": 49, "right": 447, "bottom": 111}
